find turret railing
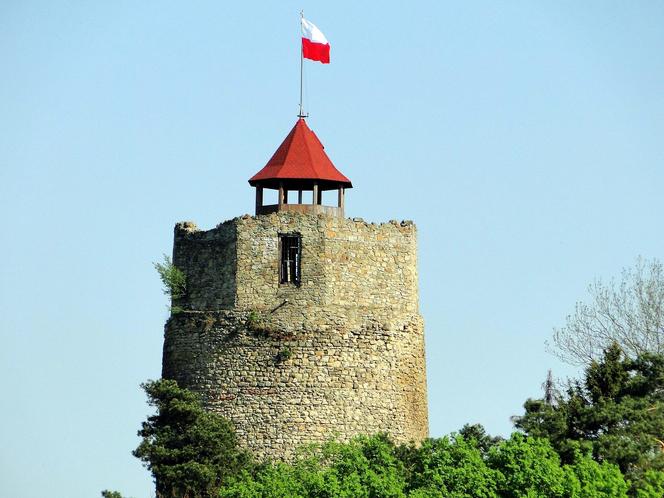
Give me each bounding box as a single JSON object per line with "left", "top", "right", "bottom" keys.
{"left": 255, "top": 183, "right": 345, "bottom": 217}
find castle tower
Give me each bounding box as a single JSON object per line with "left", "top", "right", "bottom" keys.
{"left": 162, "top": 119, "right": 429, "bottom": 460}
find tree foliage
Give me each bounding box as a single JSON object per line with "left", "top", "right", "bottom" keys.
{"left": 101, "top": 491, "right": 126, "bottom": 498}
{"left": 133, "top": 379, "right": 251, "bottom": 498}
{"left": 218, "top": 432, "right": 630, "bottom": 498}
{"left": 514, "top": 344, "right": 664, "bottom": 495}
{"left": 457, "top": 423, "right": 503, "bottom": 456}
{"left": 154, "top": 254, "right": 187, "bottom": 302}
{"left": 634, "top": 470, "right": 664, "bottom": 498}
{"left": 398, "top": 435, "right": 499, "bottom": 497}
{"left": 487, "top": 433, "right": 628, "bottom": 498}
{"left": 220, "top": 434, "right": 407, "bottom": 498}
{"left": 549, "top": 257, "right": 664, "bottom": 365}
{"left": 123, "top": 379, "right": 642, "bottom": 498}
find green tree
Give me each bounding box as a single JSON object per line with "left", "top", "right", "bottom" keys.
{"left": 101, "top": 491, "right": 126, "bottom": 498}
{"left": 634, "top": 470, "right": 664, "bottom": 498}
{"left": 133, "top": 379, "right": 251, "bottom": 498}
{"left": 219, "top": 432, "right": 631, "bottom": 498}
{"left": 487, "top": 433, "right": 569, "bottom": 498}
{"left": 484, "top": 434, "right": 629, "bottom": 497}
{"left": 220, "top": 434, "right": 407, "bottom": 498}
{"left": 398, "top": 435, "right": 499, "bottom": 497}
{"left": 514, "top": 344, "right": 664, "bottom": 495}
{"left": 564, "top": 449, "right": 629, "bottom": 497}
{"left": 457, "top": 423, "right": 503, "bottom": 456}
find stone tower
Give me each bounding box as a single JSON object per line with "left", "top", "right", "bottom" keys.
{"left": 162, "top": 118, "right": 428, "bottom": 460}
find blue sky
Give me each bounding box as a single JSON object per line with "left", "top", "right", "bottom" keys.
{"left": 1, "top": 1, "right": 663, "bottom": 497}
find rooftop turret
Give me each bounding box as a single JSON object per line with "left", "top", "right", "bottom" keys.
{"left": 249, "top": 118, "right": 352, "bottom": 217}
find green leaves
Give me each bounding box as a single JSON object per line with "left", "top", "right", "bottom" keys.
{"left": 634, "top": 470, "right": 664, "bottom": 498}
{"left": 154, "top": 254, "right": 187, "bottom": 302}
{"left": 487, "top": 434, "right": 567, "bottom": 498}
{"left": 100, "top": 491, "right": 126, "bottom": 498}
{"left": 218, "top": 432, "right": 632, "bottom": 498}
{"left": 514, "top": 345, "right": 664, "bottom": 496}
{"left": 133, "top": 379, "right": 252, "bottom": 498}
{"left": 220, "top": 435, "right": 407, "bottom": 498}
{"left": 398, "top": 435, "right": 498, "bottom": 497}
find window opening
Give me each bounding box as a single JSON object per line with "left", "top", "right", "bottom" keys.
{"left": 262, "top": 188, "right": 278, "bottom": 205}
{"left": 280, "top": 234, "right": 301, "bottom": 285}
{"left": 321, "top": 189, "right": 337, "bottom": 206}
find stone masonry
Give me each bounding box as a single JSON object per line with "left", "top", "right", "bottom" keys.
{"left": 162, "top": 212, "right": 429, "bottom": 460}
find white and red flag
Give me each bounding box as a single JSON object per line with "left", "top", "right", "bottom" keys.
{"left": 301, "top": 17, "right": 330, "bottom": 64}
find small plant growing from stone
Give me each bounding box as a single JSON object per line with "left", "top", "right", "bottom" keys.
{"left": 245, "top": 310, "right": 291, "bottom": 339}
{"left": 246, "top": 311, "right": 269, "bottom": 336}
{"left": 154, "top": 254, "right": 186, "bottom": 314}
{"left": 246, "top": 311, "right": 261, "bottom": 328}
{"left": 275, "top": 347, "right": 293, "bottom": 363}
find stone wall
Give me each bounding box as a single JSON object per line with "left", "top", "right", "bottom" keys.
{"left": 172, "top": 213, "right": 418, "bottom": 313}
{"left": 172, "top": 220, "right": 236, "bottom": 310}
{"left": 234, "top": 214, "right": 419, "bottom": 312}
{"left": 163, "top": 308, "right": 428, "bottom": 460}
{"left": 163, "top": 212, "right": 428, "bottom": 460}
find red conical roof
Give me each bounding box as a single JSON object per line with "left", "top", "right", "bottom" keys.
{"left": 249, "top": 119, "right": 352, "bottom": 189}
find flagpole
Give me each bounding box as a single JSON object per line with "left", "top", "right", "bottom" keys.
{"left": 299, "top": 10, "right": 305, "bottom": 118}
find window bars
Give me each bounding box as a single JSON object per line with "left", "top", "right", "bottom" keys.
{"left": 280, "top": 234, "right": 301, "bottom": 285}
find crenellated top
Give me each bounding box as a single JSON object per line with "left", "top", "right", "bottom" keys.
{"left": 172, "top": 213, "right": 418, "bottom": 313}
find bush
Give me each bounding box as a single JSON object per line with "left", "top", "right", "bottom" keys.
{"left": 398, "top": 435, "right": 498, "bottom": 497}
{"left": 154, "top": 254, "right": 186, "bottom": 302}
{"left": 218, "top": 431, "right": 634, "bottom": 498}
{"left": 220, "top": 434, "right": 406, "bottom": 498}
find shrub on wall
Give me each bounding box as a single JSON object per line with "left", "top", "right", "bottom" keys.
{"left": 154, "top": 254, "right": 186, "bottom": 300}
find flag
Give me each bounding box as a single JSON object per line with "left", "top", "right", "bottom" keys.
{"left": 301, "top": 17, "right": 330, "bottom": 64}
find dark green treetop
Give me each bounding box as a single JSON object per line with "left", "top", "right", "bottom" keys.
{"left": 514, "top": 343, "right": 664, "bottom": 494}
{"left": 133, "top": 379, "right": 252, "bottom": 498}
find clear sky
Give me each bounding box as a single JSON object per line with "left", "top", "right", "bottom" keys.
{"left": 1, "top": 1, "right": 663, "bottom": 497}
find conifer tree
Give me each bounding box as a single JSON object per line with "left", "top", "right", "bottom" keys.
{"left": 514, "top": 344, "right": 664, "bottom": 493}
{"left": 133, "top": 379, "right": 252, "bottom": 498}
